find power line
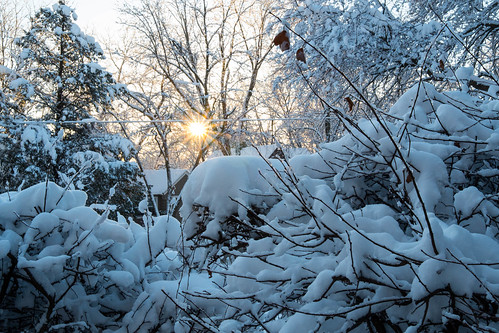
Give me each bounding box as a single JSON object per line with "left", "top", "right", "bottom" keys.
{"left": 8, "top": 117, "right": 322, "bottom": 125}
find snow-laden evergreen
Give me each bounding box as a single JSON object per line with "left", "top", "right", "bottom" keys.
{"left": 0, "top": 2, "right": 144, "bottom": 216}
{"left": 13, "top": 2, "right": 125, "bottom": 124}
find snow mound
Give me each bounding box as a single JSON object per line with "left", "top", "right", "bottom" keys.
{"left": 181, "top": 156, "right": 283, "bottom": 240}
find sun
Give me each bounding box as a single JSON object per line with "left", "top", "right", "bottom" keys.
{"left": 187, "top": 120, "right": 209, "bottom": 139}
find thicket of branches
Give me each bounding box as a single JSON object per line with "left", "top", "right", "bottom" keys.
{"left": 0, "top": 182, "right": 185, "bottom": 332}
{"left": 269, "top": 0, "right": 499, "bottom": 143}
{"left": 178, "top": 75, "right": 499, "bottom": 331}
{"left": 106, "top": 0, "right": 275, "bottom": 171}
{"left": 178, "top": 79, "right": 499, "bottom": 330}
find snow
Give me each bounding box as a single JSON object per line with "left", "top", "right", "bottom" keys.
{"left": 0, "top": 239, "right": 10, "bottom": 259}
{"left": 0, "top": 181, "right": 187, "bottom": 331}
{"left": 421, "top": 20, "right": 441, "bottom": 35}
{"left": 303, "top": 269, "right": 335, "bottom": 302}
{"left": 181, "top": 155, "right": 283, "bottom": 239}
{"left": 106, "top": 270, "right": 135, "bottom": 288}
{"left": 407, "top": 149, "right": 448, "bottom": 210}
{"left": 280, "top": 313, "right": 320, "bottom": 333}
{"left": 9, "top": 77, "right": 29, "bottom": 90}
{"left": 219, "top": 319, "right": 243, "bottom": 333}
{"left": 142, "top": 169, "right": 188, "bottom": 195}
{"left": 86, "top": 62, "right": 104, "bottom": 73}
{"left": 70, "top": 23, "right": 81, "bottom": 35}
{"left": 0, "top": 65, "right": 12, "bottom": 75}
{"left": 97, "top": 220, "right": 131, "bottom": 243}
{"left": 25, "top": 212, "right": 60, "bottom": 241}
{"left": 138, "top": 198, "right": 148, "bottom": 213}
{"left": 53, "top": 3, "right": 72, "bottom": 17}
{"left": 454, "top": 186, "right": 484, "bottom": 217}
{"left": 455, "top": 66, "right": 474, "bottom": 81}
{"left": 17, "top": 254, "right": 70, "bottom": 270}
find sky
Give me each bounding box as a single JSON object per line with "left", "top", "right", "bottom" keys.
{"left": 30, "top": 0, "right": 122, "bottom": 37}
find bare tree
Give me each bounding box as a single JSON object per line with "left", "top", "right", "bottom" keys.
{"left": 0, "top": 0, "right": 24, "bottom": 87}
{"left": 120, "top": 0, "right": 273, "bottom": 168}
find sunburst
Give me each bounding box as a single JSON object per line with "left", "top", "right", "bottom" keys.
{"left": 187, "top": 120, "right": 209, "bottom": 139}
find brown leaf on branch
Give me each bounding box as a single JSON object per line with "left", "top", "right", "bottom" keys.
{"left": 345, "top": 97, "right": 354, "bottom": 111}
{"left": 439, "top": 59, "right": 445, "bottom": 71}
{"left": 406, "top": 172, "right": 413, "bottom": 183}
{"left": 273, "top": 30, "right": 290, "bottom": 51}
{"left": 296, "top": 47, "right": 306, "bottom": 63}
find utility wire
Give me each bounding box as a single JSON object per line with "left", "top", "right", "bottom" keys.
{"left": 7, "top": 117, "right": 323, "bottom": 125}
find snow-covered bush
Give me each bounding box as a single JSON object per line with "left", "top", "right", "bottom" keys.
{"left": 180, "top": 156, "right": 284, "bottom": 267}
{"left": 0, "top": 182, "right": 184, "bottom": 332}
{"left": 178, "top": 76, "right": 499, "bottom": 331}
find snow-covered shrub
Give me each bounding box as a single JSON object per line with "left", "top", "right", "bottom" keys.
{"left": 178, "top": 77, "right": 499, "bottom": 331}
{"left": 0, "top": 182, "right": 183, "bottom": 332}
{"left": 180, "top": 156, "right": 283, "bottom": 267}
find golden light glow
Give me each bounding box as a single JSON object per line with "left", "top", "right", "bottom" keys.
{"left": 187, "top": 120, "right": 209, "bottom": 138}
